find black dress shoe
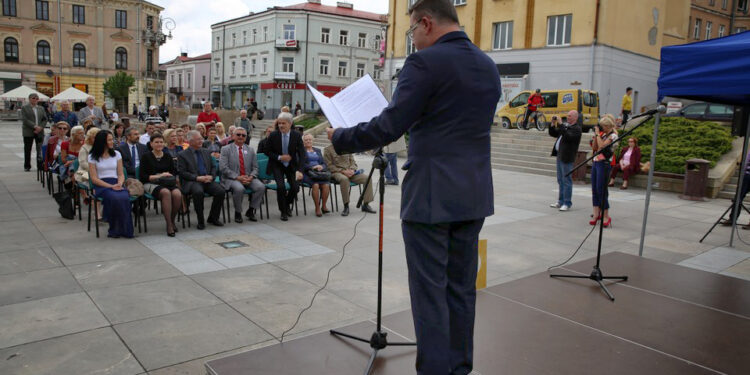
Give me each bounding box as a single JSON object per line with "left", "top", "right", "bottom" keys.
{"left": 24, "top": 168, "right": 30, "bottom": 172}
{"left": 341, "top": 204, "right": 350, "bottom": 217}
{"left": 245, "top": 208, "right": 257, "bottom": 222}
{"left": 196, "top": 222, "right": 206, "bottom": 230}
{"left": 207, "top": 218, "right": 224, "bottom": 227}
{"left": 234, "top": 212, "right": 243, "bottom": 224}
{"left": 286, "top": 208, "right": 293, "bottom": 216}
{"left": 361, "top": 203, "right": 376, "bottom": 214}
{"left": 280, "top": 214, "right": 288, "bottom": 221}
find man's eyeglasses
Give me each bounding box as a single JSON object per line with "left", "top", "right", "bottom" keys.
{"left": 406, "top": 20, "right": 422, "bottom": 38}
{"left": 236, "top": 134, "right": 247, "bottom": 137}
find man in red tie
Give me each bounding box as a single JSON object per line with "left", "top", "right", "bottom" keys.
{"left": 219, "top": 128, "right": 265, "bottom": 223}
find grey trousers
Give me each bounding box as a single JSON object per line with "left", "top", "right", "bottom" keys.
{"left": 227, "top": 178, "right": 265, "bottom": 213}
{"left": 332, "top": 172, "right": 373, "bottom": 204}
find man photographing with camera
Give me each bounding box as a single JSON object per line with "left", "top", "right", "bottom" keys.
{"left": 549, "top": 110, "right": 582, "bottom": 211}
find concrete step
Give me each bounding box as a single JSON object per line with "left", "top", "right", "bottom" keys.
{"left": 491, "top": 142, "right": 553, "bottom": 153}
{"left": 490, "top": 131, "right": 552, "bottom": 140}
{"left": 491, "top": 151, "right": 554, "bottom": 164}
{"left": 491, "top": 138, "right": 556, "bottom": 147}
{"left": 717, "top": 190, "right": 750, "bottom": 200}
{"left": 491, "top": 157, "right": 556, "bottom": 170}
{"left": 490, "top": 162, "right": 557, "bottom": 177}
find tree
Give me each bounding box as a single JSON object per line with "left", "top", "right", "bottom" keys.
{"left": 103, "top": 71, "right": 135, "bottom": 113}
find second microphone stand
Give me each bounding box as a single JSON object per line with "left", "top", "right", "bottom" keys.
{"left": 549, "top": 115, "right": 655, "bottom": 301}
{"left": 330, "top": 147, "right": 416, "bottom": 375}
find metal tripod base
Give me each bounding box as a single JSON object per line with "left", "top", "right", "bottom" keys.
{"left": 550, "top": 266, "right": 628, "bottom": 301}
{"left": 329, "top": 329, "right": 416, "bottom": 375}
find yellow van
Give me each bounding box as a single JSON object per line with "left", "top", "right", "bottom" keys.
{"left": 496, "top": 89, "right": 600, "bottom": 132}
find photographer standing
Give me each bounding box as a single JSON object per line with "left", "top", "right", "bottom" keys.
{"left": 549, "top": 110, "right": 582, "bottom": 211}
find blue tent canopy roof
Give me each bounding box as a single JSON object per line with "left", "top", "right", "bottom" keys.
{"left": 658, "top": 31, "right": 750, "bottom": 106}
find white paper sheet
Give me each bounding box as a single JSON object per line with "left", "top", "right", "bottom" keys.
{"left": 308, "top": 74, "right": 388, "bottom": 129}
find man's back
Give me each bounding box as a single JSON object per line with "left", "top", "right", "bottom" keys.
{"left": 334, "top": 31, "right": 501, "bottom": 223}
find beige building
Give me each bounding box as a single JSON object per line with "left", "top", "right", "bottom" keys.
{"left": 0, "top": 0, "right": 166, "bottom": 111}
{"left": 385, "top": 0, "right": 692, "bottom": 115}
{"left": 689, "top": 0, "right": 750, "bottom": 41}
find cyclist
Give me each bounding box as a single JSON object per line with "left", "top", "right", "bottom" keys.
{"left": 522, "top": 89, "right": 544, "bottom": 130}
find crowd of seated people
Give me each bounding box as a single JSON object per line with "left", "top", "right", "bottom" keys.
{"left": 36, "top": 109, "right": 381, "bottom": 238}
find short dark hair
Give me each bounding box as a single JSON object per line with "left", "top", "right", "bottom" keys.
{"left": 409, "top": 0, "right": 459, "bottom": 24}
{"left": 150, "top": 134, "right": 164, "bottom": 143}
{"left": 125, "top": 127, "right": 139, "bottom": 137}
{"left": 626, "top": 87, "right": 633, "bottom": 92}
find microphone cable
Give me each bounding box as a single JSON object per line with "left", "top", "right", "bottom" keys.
{"left": 280, "top": 183, "right": 379, "bottom": 343}
{"left": 547, "top": 222, "right": 599, "bottom": 271}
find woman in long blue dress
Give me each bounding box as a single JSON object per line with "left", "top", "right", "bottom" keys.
{"left": 88, "top": 130, "right": 134, "bottom": 238}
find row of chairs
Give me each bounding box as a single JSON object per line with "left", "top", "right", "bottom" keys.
{"left": 37, "top": 150, "right": 363, "bottom": 238}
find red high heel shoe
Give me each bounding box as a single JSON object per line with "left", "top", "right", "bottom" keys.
{"left": 603, "top": 217, "right": 612, "bottom": 228}
{"left": 589, "top": 216, "right": 601, "bottom": 225}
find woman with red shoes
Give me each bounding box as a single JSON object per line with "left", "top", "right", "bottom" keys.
{"left": 590, "top": 115, "right": 617, "bottom": 228}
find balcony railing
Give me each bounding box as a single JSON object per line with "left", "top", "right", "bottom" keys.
{"left": 275, "top": 39, "right": 299, "bottom": 51}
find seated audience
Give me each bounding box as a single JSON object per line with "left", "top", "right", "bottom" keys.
{"left": 88, "top": 130, "right": 134, "bottom": 238}
{"left": 139, "top": 122, "right": 156, "bottom": 145}
{"left": 52, "top": 101, "right": 78, "bottom": 126}
{"left": 140, "top": 134, "right": 182, "bottom": 237}
{"left": 203, "top": 128, "right": 222, "bottom": 158}
{"left": 257, "top": 125, "right": 275, "bottom": 155}
{"left": 196, "top": 123, "right": 207, "bottom": 139}
{"left": 219, "top": 128, "right": 265, "bottom": 223}
{"left": 324, "top": 144, "right": 375, "bottom": 216}
{"left": 60, "top": 125, "right": 84, "bottom": 184}
{"left": 178, "top": 130, "right": 225, "bottom": 229}
{"left": 163, "top": 129, "right": 184, "bottom": 159}
{"left": 112, "top": 123, "right": 126, "bottom": 148}
{"left": 301, "top": 134, "right": 330, "bottom": 217}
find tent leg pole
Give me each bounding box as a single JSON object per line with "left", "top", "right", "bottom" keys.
{"left": 639, "top": 112, "right": 661, "bottom": 257}
{"left": 729, "top": 117, "right": 750, "bottom": 247}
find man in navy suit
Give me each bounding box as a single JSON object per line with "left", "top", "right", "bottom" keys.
{"left": 118, "top": 127, "right": 148, "bottom": 178}
{"left": 327, "top": 1, "right": 501, "bottom": 373}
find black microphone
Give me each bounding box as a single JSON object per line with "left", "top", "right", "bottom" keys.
{"left": 627, "top": 105, "right": 667, "bottom": 120}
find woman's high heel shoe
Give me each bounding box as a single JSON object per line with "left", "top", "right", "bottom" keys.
{"left": 603, "top": 217, "right": 612, "bottom": 228}
{"left": 589, "top": 216, "right": 601, "bottom": 225}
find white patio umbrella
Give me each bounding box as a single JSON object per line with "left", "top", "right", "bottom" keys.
{"left": 0, "top": 86, "right": 50, "bottom": 101}
{"left": 50, "top": 87, "right": 90, "bottom": 103}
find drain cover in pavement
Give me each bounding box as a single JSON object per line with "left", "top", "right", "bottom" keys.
{"left": 218, "top": 240, "right": 248, "bottom": 249}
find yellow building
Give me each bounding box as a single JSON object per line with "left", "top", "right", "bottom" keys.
{"left": 385, "top": 0, "right": 692, "bottom": 115}
{"left": 0, "top": 0, "right": 166, "bottom": 111}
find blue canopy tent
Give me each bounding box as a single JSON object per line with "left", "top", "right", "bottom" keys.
{"left": 638, "top": 31, "right": 750, "bottom": 252}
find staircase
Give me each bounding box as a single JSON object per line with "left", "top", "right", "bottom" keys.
{"left": 490, "top": 127, "right": 558, "bottom": 176}
{"left": 718, "top": 167, "right": 744, "bottom": 200}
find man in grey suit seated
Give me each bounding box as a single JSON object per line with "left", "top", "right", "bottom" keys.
{"left": 79, "top": 96, "right": 106, "bottom": 128}
{"left": 219, "top": 127, "right": 265, "bottom": 223}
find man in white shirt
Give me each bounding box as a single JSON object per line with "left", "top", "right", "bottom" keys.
{"left": 139, "top": 122, "right": 156, "bottom": 146}
{"left": 119, "top": 128, "right": 148, "bottom": 177}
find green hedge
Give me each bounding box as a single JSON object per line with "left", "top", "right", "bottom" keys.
{"left": 296, "top": 116, "right": 323, "bottom": 129}
{"left": 619, "top": 117, "right": 733, "bottom": 174}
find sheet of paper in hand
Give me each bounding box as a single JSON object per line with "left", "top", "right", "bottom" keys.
{"left": 307, "top": 74, "right": 388, "bottom": 129}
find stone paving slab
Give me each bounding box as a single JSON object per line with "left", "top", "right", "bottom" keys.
{"left": 0, "top": 267, "right": 81, "bottom": 306}
{"left": 88, "top": 276, "right": 222, "bottom": 324}
{"left": 67, "top": 254, "right": 182, "bottom": 290}
{"left": 113, "top": 304, "right": 273, "bottom": 371}
{"left": 0, "top": 327, "right": 144, "bottom": 375}
{"left": 0, "top": 292, "right": 109, "bottom": 349}
{"left": 0, "top": 247, "right": 61, "bottom": 276}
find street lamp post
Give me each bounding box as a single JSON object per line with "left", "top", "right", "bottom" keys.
{"left": 140, "top": 14, "right": 175, "bottom": 108}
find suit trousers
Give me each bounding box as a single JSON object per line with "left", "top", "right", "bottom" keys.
{"left": 23, "top": 134, "right": 43, "bottom": 170}
{"left": 402, "top": 218, "right": 485, "bottom": 375}
{"left": 270, "top": 163, "right": 299, "bottom": 213}
{"left": 185, "top": 182, "right": 225, "bottom": 223}
{"left": 228, "top": 178, "right": 265, "bottom": 213}
{"left": 385, "top": 153, "right": 399, "bottom": 183}
{"left": 332, "top": 172, "right": 373, "bottom": 204}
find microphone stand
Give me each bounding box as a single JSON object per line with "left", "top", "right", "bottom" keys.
{"left": 549, "top": 114, "right": 655, "bottom": 301}
{"left": 330, "top": 147, "right": 416, "bottom": 375}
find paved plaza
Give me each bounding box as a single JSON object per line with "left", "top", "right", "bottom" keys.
{"left": 0, "top": 120, "right": 749, "bottom": 374}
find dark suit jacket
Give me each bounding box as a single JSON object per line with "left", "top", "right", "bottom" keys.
{"left": 177, "top": 147, "right": 218, "bottom": 193}
{"left": 265, "top": 130, "right": 305, "bottom": 175}
{"left": 21, "top": 104, "right": 48, "bottom": 138}
{"left": 549, "top": 122, "right": 582, "bottom": 164}
{"left": 331, "top": 31, "right": 501, "bottom": 224}
{"left": 119, "top": 142, "right": 149, "bottom": 178}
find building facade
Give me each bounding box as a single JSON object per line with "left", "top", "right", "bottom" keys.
{"left": 386, "top": 0, "right": 692, "bottom": 116}
{"left": 689, "top": 0, "right": 750, "bottom": 42}
{"left": 0, "top": 0, "right": 166, "bottom": 111}
{"left": 211, "top": 1, "right": 387, "bottom": 117}
{"left": 163, "top": 53, "right": 211, "bottom": 109}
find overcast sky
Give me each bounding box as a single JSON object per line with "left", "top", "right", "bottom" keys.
{"left": 153, "top": 0, "right": 390, "bottom": 63}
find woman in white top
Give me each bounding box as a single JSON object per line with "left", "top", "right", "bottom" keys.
{"left": 88, "top": 130, "right": 133, "bottom": 238}
{"left": 590, "top": 114, "right": 618, "bottom": 228}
